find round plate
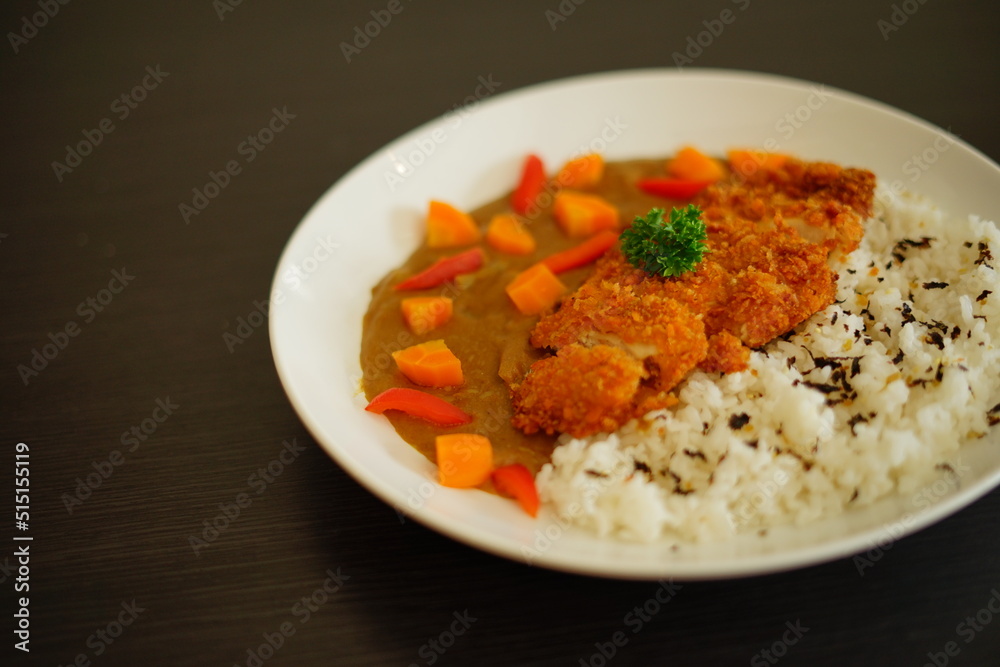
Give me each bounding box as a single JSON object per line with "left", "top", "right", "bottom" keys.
{"left": 269, "top": 69, "right": 1000, "bottom": 579}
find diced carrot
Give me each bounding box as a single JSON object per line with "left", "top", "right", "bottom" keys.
{"left": 727, "top": 149, "right": 790, "bottom": 177}
{"left": 425, "top": 200, "right": 480, "bottom": 248}
{"left": 365, "top": 388, "right": 472, "bottom": 426}
{"left": 666, "top": 146, "right": 726, "bottom": 183}
{"left": 486, "top": 214, "right": 536, "bottom": 255}
{"left": 637, "top": 177, "right": 714, "bottom": 200}
{"left": 540, "top": 229, "right": 618, "bottom": 274}
{"left": 436, "top": 433, "right": 493, "bottom": 488}
{"left": 555, "top": 154, "right": 605, "bottom": 189}
{"left": 401, "top": 297, "right": 453, "bottom": 334}
{"left": 511, "top": 154, "right": 547, "bottom": 216}
{"left": 394, "top": 247, "right": 484, "bottom": 291}
{"left": 491, "top": 464, "right": 540, "bottom": 517}
{"left": 392, "top": 340, "right": 464, "bottom": 387}
{"left": 553, "top": 191, "right": 619, "bottom": 238}
{"left": 505, "top": 263, "right": 567, "bottom": 315}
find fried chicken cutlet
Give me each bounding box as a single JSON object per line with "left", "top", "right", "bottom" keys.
{"left": 510, "top": 158, "right": 876, "bottom": 438}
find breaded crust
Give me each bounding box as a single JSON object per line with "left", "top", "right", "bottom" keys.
{"left": 510, "top": 157, "right": 875, "bottom": 437}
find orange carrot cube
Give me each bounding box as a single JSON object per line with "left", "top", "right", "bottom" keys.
{"left": 727, "top": 149, "right": 790, "bottom": 177}
{"left": 505, "top": 263, "right": 567, "bottom": 315}
{"left": 667, "top": 146, "right": 726, "bottom": 183}
{"left": 555, "top": 154, "right": 605, "bottom": 189}
{"left": 435, "top": 433, "right": 493, "bottom": 488}
{"left": 552, "top": 191, "right": 619, "bottom": 238}
{"left": 400, "top": 297, "right": 453, "bottom": 334}
{"left": 426, "top": 200, "right": 480, "bottom": 248}
{"left": 486, "top": 214, "right": 536, "bottom": 255}
{"left": 392, "top": 339, "right": 464, "bottom": 387}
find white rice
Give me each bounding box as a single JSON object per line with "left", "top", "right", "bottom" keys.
{"left": 536, "top": 186, "right": 1000, "bottom": 542}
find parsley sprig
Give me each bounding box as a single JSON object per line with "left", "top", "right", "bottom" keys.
{"left": 620, "top": 205, "right": 709, "bottom": 278}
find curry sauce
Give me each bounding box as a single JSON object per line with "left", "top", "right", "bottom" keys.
{"left": 361, "top": 159, "right": 683, "bottom": 473}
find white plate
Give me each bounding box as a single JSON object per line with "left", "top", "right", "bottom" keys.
{"left": 270, "top": 69, "right": 1000, "bottom": 579}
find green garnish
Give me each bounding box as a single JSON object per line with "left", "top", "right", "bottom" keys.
{"left": 620, "top": 205, "right": 709, "bottom": 278}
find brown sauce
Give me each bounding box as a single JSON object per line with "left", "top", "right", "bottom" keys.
{"left": 360, "top": 158, "right": 688, "bottom": 473}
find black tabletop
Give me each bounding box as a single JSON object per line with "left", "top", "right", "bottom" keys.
{"left": 3, "top": 1, "right": 1000, "bottom": 665}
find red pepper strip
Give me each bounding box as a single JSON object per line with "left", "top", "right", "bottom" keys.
{"left": 511, "top": 154, "right": 546, "bottom": 215}
{"left": 365, "top": 387, "right": 473, "bottom": 426}
{"left": 491, "top": 463, "right": 540, "bottom": 517}
{"left": 540, "top": 230, "right": 619, "bottom": 274}
{"left": 394, "top": 247, "right": 485, "bottom": 291}
{"left": 637, "top": 177, "right": 714, "bottom": 200}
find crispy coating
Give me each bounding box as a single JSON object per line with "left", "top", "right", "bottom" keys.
{"left": 699, "top": 159, "right": 875, "bottom": 256}
{"left": 510, "top": 157, "right": 875, "bottom": 437}
{"left": 700, "top": 331, "right": 750, "bottom": 374}
{"left": 510, "top": 344, "right": 646, "bottom": 437}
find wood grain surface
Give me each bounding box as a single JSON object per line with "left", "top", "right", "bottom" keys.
{"left": 2, "top": 1, "right": 999, "bottom": 665}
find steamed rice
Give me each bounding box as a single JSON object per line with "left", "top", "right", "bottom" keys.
{"left": 536, "top": 186, "right": 1000, "bottom": 542}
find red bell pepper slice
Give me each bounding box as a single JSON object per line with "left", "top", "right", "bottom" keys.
{"left": 365, "top": 387, "right": 473, "bottom": 426}
{"left": 491, "top": 463, "right": 540, "bottom": 517}
{"left": 540, "top": 229, "right": 619, "bottom": 274}
{"left": 394, "top": 247, "right": 485, "bottom": 291}
{"left": 637, "top": 177, "right": 714, "bottom": 200}
{"left": 511, "top": 154, "right": 546, "bottom": 215}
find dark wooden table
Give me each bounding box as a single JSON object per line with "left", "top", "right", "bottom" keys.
{"left": 3, "top": 1, "right": 1000, "bottom": 665}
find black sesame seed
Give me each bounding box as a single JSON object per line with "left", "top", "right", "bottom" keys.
{"left": 729, "top": 413, "right": 751, "bottom": 430}
{"left": 803, "top": 382, "right": 840, "bottom": 394}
